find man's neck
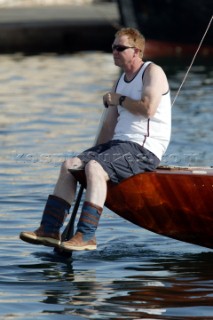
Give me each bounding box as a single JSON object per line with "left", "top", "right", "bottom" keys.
{"left": 124, "top": 59, "right": 144, "bottom": 81}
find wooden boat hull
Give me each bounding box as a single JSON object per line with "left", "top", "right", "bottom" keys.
{"left": 71, "top": 166, "right": 213, "bottom": 249}
{"left": 105, "top": 167, "right": 213, "bottom": 249}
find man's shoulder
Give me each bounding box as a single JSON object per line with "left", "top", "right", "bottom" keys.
{"left": 144, "top": 62, "right": 166, "bottom": 77}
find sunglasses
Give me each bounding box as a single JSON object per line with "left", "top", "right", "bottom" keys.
{"left": 112, "top": 44, "right": 135, "bottom": 52}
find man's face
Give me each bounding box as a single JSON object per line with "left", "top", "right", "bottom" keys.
{"left": 112, "top": 35, "right": 136, "bottom": 68}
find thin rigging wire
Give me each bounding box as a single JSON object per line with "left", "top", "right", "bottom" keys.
{"left": 172, "top": 15, "right": 213, "bottom": 107}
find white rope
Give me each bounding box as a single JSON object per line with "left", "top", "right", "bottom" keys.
{"left": 172, "top": 15, "right": 213, "bottom": 107}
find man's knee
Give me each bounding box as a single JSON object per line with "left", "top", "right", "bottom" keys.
{"left": 60, "top": 157, "right": 84, "bottom": 174}
{"left": 85, "top": 160, "right": 109, "bottom": 181}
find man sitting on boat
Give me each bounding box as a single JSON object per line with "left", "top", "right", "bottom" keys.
{"left": 20, "top": 27, "right": 171, "bottom": 251}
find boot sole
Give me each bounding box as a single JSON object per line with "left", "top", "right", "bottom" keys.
{"left": 60, "top": 243, "right": 97, "bottom": 251}
{"left": 20, "top": 232, "right": 60, "bottom": 247}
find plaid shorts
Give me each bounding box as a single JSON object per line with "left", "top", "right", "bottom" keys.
{"left": 77, "top": 140, "right": 160, "bottom": 184}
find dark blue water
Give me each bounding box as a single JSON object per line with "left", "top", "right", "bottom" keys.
{"left": 0, "top": 53, "right": 212, "bottom": 319}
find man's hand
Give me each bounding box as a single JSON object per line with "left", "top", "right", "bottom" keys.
{"left": 103, "top": 92, "right": 120, "bottom": 107}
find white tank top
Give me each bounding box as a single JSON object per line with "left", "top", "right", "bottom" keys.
{"left": 112, "top": 61, "right": 171, "bottom": 160}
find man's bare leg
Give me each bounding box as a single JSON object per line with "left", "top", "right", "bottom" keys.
{"left": 84, "top": 160, "right": 109, "bottom": 207}
{"left": 60, "top": 160, "right": 109, "bottom": 251}
{"left": 19, "top": 157, "right": 84, "bottom": 246}
{"left": 53, "top": 157, "right": 84, "bottom": 204}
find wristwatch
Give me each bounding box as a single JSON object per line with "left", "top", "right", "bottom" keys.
{"left": 119, "top": 95, "right": 126, "bottom": 106}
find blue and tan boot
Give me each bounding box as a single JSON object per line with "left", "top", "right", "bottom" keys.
{"left": 20, "top": 195, "right": 70, "bottom": 247}
{"left": 60, "top": 201, "right": 102, "bottom": 251}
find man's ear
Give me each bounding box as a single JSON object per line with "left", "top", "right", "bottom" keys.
{"left": 134, "top": 48, "right": 140, "bottom": 56}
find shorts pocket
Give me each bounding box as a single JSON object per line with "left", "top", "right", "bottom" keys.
{"left": 109, "top": 152, "right": 144, "bottom": 182}
{"left": 123, "top": 152, "right": 144, "bottom": 176}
